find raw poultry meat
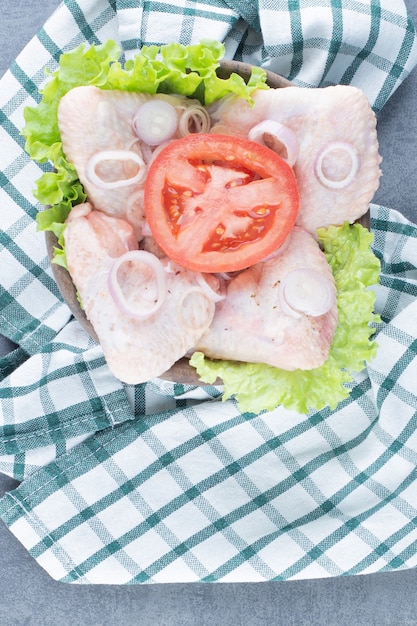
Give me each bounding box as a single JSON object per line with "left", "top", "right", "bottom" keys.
{"left": 195, "top": 226, "right": 338, "bottom": 370}
{"left": 64, "top": 203, "right": 217, "bottom": 383}
{"left": 58, "top": 83, "right": 381, "bottom": 238}
{"left": 209, "top": 85, "right": 381, "bottom": 232}
{"left": 58, "top": 86, "right": 149, "bottom": 221}
{"left": 57, "top": 82, "right": 377, "bottom": 381}
{"left": 57, "top": 85, "right": 210, "bottom": 231}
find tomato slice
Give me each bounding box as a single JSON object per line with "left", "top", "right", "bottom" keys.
{"left": 144, "top": 134, "right": 299, "bottom": 273}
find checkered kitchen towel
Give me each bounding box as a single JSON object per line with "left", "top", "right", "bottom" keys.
{"left": 1, "top": 0, "right": 417, "bottom": 584}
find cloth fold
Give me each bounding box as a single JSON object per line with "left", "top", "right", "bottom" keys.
{"left": 2, "top": 0, "right": 417, "bottom": 584}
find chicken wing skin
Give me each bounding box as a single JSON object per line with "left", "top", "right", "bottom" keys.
{"left": 64, "top": 203, "right": 216, "bottom": 383}
{"left": 209, "top": 85, "right": 381, "bottom": 232}
{"left": 196, "top": 226, "right": 338, "bottom": 370}
{"left": 57, "top": 85, "right": 208, "bottom": 225}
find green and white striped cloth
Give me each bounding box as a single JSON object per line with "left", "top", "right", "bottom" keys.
{"left": 1, "top": 0, "right": 417, "bottom": 584}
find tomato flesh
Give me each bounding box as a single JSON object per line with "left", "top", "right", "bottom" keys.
{"left": 144, "top": 134, "right": 300, "bottom": 273}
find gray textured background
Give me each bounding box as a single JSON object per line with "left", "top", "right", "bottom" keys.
{"left": 1, "top": 2, "right": 417, "bottom": 624}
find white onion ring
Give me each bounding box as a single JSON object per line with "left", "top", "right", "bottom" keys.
{"left": 195, "top": 273, "right": 226, "bottom": 303}
{"left": 178, "top": 105, "right": 211, "bottom": 136}
{"left": 133, "top": 99, "right": 178, "bottom": 146}
{"left": 277, "top": 269, "right": 335, "bottom": 318}
{"left": 314, "top": 141, "right": 360, "bottom": 189}
{"left": 86, "top": 150, "right": 146, "bottom": 190}
{"left": 177, "top": 287, "right": 215, "bottom": 333}
{"left": 108, "top": 250, "right": 167, "bottom": 320}
{"left": 248, "top": 120, "right": 299, "bottom": 166}
{"left": 139, "top": 141, "right": 154, "bottom": 165}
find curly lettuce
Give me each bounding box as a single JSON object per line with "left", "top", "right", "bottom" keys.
{"left": 190, "top": 222, "right": 381, "bottom": 415}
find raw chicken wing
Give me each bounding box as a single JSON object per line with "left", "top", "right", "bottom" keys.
{"left": 58, "top": 85, "right": 210, "bottom": 228}
{"left": 64, "top": 203, "right": 217, "bottom": 383}
{"left": 196, "top": 226, "right": 338, "bottom": 370}
{"left": 209, "top": 85, "right": 381, "bottom": 232}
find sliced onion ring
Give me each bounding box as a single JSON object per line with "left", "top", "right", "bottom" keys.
{"left": 147, "top": 140, "right": 173, "bottom": 167}
{"left": 178, "top": 105, "right": 211, "bottom": 136}
{"left": 195, "top": 272, "right": 226, "bottom": 303}
{"left": 86, "top": 150, "right": 146, "bottom": 190}
{"left": 133, "top": 99, "right": 178, "bottom": 146}
{"left": 277, "top": 268, "right": 335, "bottom": 318}
{"left": 108, "top": 250, "right": 167, "bottom": 320}
{"left": 248, "top": 120, "right": 299, "bottom": 166}
{"left": 177, "top": 287, "right": 215, "bottom": 333}
{"left": 314, "top": 141, "right": 360, "bottom": 189}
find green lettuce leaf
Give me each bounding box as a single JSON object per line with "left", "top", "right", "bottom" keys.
{"left": 23, "top": 39, "right": 268, "bottom": 244}
{"left": 190, "top": 222, "right": 381, "bottom": 415}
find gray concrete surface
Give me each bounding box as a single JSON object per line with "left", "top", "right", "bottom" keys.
{"left": 1, "top": 2, "right": 417, "bottom": 625}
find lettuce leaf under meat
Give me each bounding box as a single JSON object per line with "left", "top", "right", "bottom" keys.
{"left": 190, "top": 222, "right": 381, "bottom": 415}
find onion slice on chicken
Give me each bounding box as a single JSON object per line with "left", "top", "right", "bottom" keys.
{"left": 248, "top": 120, "right": 299, "bottom": 166}
{"left": 108, "top": 250, "right": 167, "bottom": 320}
{"left": 314, "top": 141, "right": 360, "bottom": 189}
{"left": 178, "top": 104, "right": 211, "bottom": 136}
{"left": 86, "top": 150, "right": 146, "bottom": 189}
{"left": 277, "top": 268, "right": 335, "bottom": 318}
{"left": 177, "top": 287, "right": 215, "bottom": 334}
{"left": 133, "top": 99, "right": 178, "bottom": 146}
{"left": 195, "top": 272, "right": 226, "bottom": 303}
